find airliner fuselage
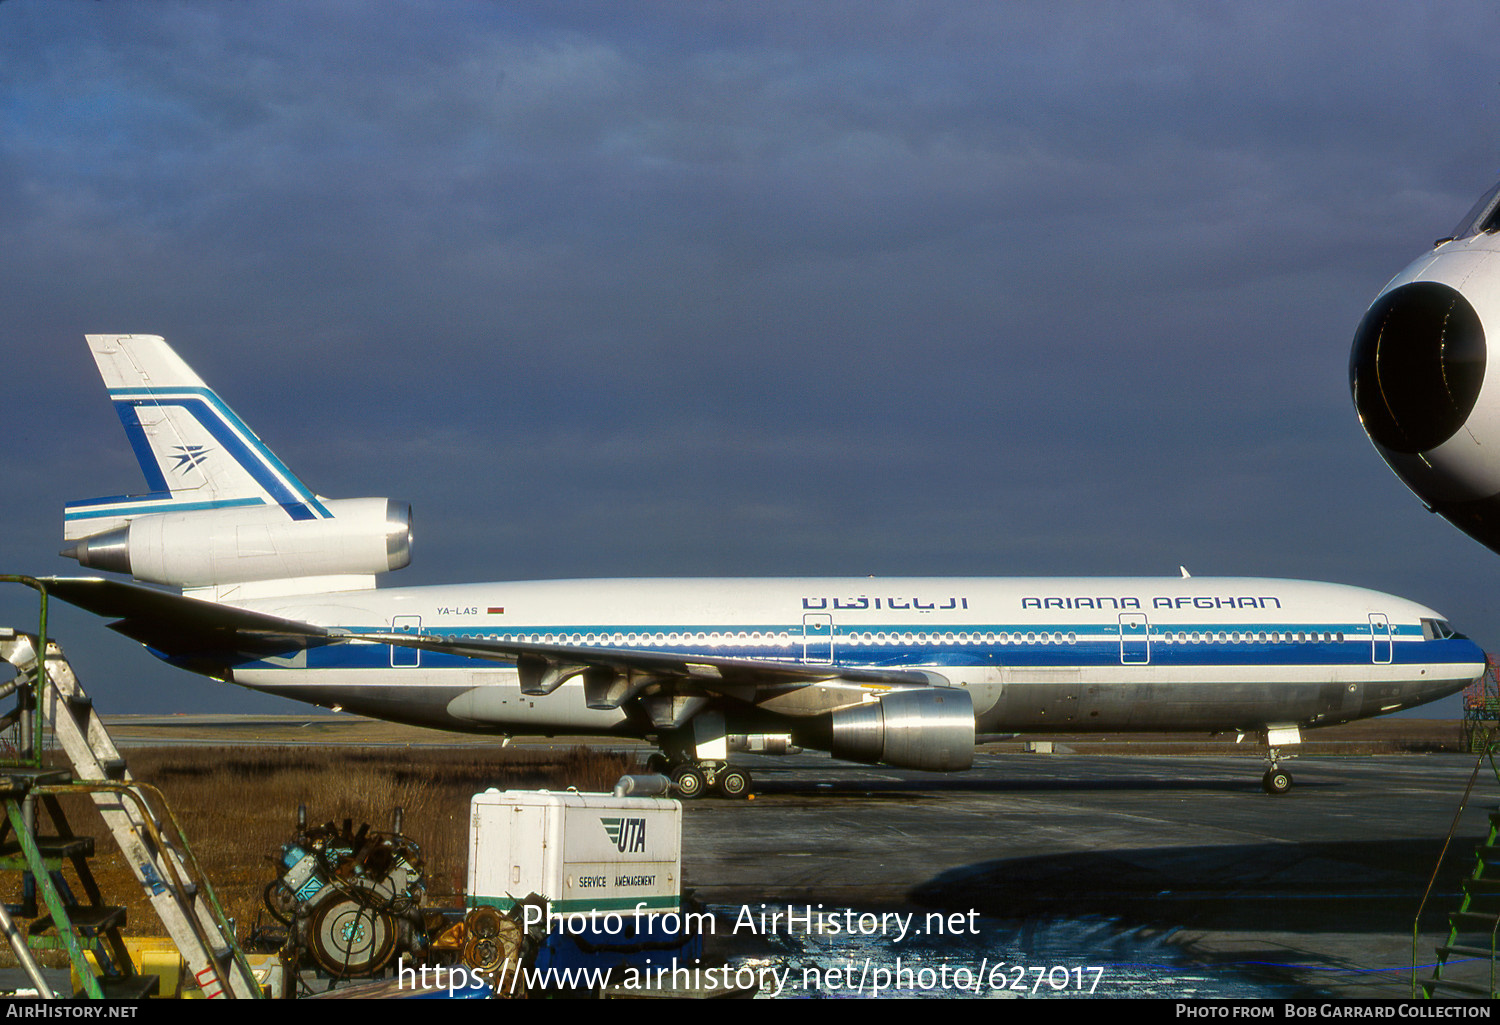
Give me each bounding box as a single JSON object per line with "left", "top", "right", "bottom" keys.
{"left": 218, "top": 575, "right": 1477, "bottom": 738}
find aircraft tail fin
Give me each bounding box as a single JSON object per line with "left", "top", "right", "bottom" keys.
{"left": 62, "top": 335, "right": 409, "bottom": 594}
{"left": 64, "top": 334, "right": 329, "bottom": 540}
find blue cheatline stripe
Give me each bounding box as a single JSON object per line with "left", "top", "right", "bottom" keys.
{"left": 229, "top": 625, "right": 1474, "bottom": 673}
{"left": 64, "top": 496, "right": 266, "bottom": 522}
{"left": 108, "top": 386, "right": 330, "bottom": 519}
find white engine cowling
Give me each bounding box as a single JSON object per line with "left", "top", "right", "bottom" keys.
{"left": 61, "top": 497, "right": 412, "bottom": 588}
{"left": 1350, "top": 182, "right": 1500, "bottom": 553}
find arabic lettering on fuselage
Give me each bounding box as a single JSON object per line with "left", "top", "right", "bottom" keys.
{"left": 801, "top": 596, "right": 969, "bottom": 612}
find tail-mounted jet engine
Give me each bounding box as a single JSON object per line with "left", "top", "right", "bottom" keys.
{"left": 823, "top": 687, "right": 975, "bottom": 772}
{"left": 1351, "top": 181, "right": 1500, "bottom": 553}
{"left": 61, "top": 498, "right": 412, "bottom": 588}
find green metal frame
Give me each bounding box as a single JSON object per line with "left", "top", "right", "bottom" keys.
{"left": 0, "top": 576, "right": 262, "bottom": 998}
{"left": 1463, "top": 659, "right": 1500, "bottom": 755}
{"left": 31, "top": 778, "right": 262, "bottom": 996}
{"left": 1413, "top": 738, "right": 1500, "bottom": 997}
{"left": 0, "top": 575, "right": 49, "bottom": 769}
{"left": 3, "top": 795, "right": 103, "bottom": 996}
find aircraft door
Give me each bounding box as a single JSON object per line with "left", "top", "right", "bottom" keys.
{"left": 803, "top": 613, "right": 833, "bottom": 665}
{"left": 391, "top": 615, "right": 421, "bottom": 668}
{"left": 1369, "top": 613, "right": 1393, "bottom": 664}
{"left": 1119, "top": 612, "right": 1150, "bottom": 665}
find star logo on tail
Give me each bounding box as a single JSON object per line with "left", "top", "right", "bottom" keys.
{"left": 170, "top": 445, "right": 212, "bottom": 473}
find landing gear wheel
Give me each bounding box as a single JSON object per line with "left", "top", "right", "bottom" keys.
{"left": 717, "top": 768, "right": 751, "bottom": 799}
{"left": 671, "top": 765, "right": 707, "bottom": 799}
{"left": 646, "top": 753, "right": 669, "bottom": 774}
{"left": 1262, "top": 768, "right": 1293, "bottom": 795}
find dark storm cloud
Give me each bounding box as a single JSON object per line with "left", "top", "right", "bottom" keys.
{"left": 1, "top": 2, "right": 1498, "bottom": 712}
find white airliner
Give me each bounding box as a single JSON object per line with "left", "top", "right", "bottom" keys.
{"left": 1352, "top": 179, "right": 1500, "bottom": 556}
{"left": 50, "top": 336, "right": 1485, "bottom": 796}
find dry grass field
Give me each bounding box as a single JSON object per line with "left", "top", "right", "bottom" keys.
{"left": 26, "top": 744, "right": 639, "bottom": 959}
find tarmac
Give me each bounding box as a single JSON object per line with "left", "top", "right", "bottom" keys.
{"left": 675, "top": 747, "right": 1500, "bottom": 999}
{"left": 93, "top": 716, "right": 1500, "bottom": 998}
{"left": 7, "top": 721, "right": 1497, "bottom": 999}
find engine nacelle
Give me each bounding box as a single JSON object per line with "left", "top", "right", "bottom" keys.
{"left": 61, "top": 497, "right": 412, "bottom": 588}
{"left": 1351, "top": 181, "right": 1500, "bottom": 553}
{"left": 828, "top": 687, "right": 974, "bottom": 772}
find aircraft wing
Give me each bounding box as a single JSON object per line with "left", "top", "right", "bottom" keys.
{"left": 41, "top": 577, "right": 332, "bottom": 657}
{"left": 336, "top": 628, "right": 941, "bottom": 693}
{"left": 41, "top": 578, "right": 941, "bottom": 706}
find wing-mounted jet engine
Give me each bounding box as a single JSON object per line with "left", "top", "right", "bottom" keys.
{"left": 60, "top": 335, "right": 411, "bottom": 597}
{"left": 1350, "top": 183, "right": 1500, "bottom": 552}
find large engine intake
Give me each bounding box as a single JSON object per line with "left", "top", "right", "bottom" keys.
{"left": 829, "top": 687, "right": 974, "bottom": 772}
{"left": 61, "top": 497, "right": 412, "bottom": 588}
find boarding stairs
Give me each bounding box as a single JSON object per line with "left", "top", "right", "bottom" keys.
{"left": 1416, "top": 741, "right": 1500, "bottom": 998}
{"left": 0, "top": 627, "right": 260, "bottom": 998}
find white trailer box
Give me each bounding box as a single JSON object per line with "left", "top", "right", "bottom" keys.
{"left": 467, "top": 789, "right": 683, "bottom": 918}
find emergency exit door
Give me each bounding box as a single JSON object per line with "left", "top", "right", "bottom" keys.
{"left": 1119, "top": 612, "right": 1150, "bottom": 665}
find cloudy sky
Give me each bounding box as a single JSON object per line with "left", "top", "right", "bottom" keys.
{"left": 1, "top": 2, "right": 1498, "bottom": 716}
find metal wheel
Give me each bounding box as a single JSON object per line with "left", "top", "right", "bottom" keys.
{"left": 671, "top": 765, "right": 707, "bottom": 799}
{"left": 308, "top": 897, "right": 398, "bottom": 976}
{"left": 717, "top": 768, "right": 751, "bottom": 799}
{"left": 1262, "top": 769, "right": 1293, "bottom": 795}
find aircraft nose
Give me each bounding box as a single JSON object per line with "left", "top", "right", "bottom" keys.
{"left": 1350, "top": 281, "right": 1487, "bottom": 454}
{"left": 1440, "top": 639, "right": 1491, "bottom": 700}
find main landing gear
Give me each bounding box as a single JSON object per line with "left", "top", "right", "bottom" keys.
{"left": 645, "top": 754, "right": 752, "bottom": 800}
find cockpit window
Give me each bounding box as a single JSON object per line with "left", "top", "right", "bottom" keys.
{"left": 1446, "top": 182, "right": 1500, "bottom": 242}
{"left": 1421, "top": 617, "right": 1463, "bottom": 640}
